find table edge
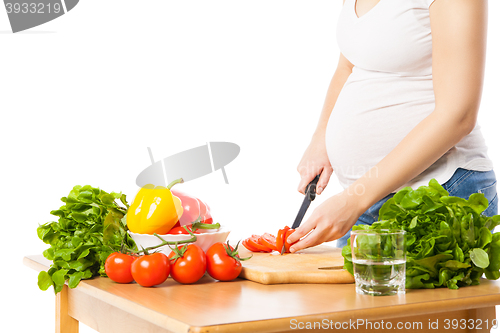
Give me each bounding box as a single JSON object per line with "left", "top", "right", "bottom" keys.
{"left": 24, "top": 254, "right": 500, "bottom": 333}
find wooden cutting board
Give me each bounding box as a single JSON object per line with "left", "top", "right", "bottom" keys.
{"left": 238, "top": 244, "right": 355, "bottom": 285}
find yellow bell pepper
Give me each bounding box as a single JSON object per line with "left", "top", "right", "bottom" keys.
{"left": 127, "top": 179, "right": 184, "bottom": 234}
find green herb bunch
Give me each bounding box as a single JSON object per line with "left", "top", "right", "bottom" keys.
{"left": 37, "top": 185, "right": 136, "bottom": 293}
{"left": 342, "top": 179, "right": 500, "bottom": 289}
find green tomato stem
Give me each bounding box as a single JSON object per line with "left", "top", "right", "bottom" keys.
{"left": 126, "top": 231, "right": 197, "bottom": 255}
{"left": 225, "top": 240, "right": 252, "bottom": 261}
{"left": 192, "top": 221, "right": 220, "bottom": 232}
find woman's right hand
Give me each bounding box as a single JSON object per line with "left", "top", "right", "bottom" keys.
{"left": 297, "top": 133, "right": 334, "bottom": 195}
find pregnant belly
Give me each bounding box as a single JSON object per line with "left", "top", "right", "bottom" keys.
{"left": 325, "top": 70, "right": 435, "bottom": 188}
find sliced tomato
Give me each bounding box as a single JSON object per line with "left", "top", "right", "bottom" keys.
{"left": 242, "top": 239, "right": 260, "bottom": 252}
{"left": 276, "top": 226, "right": 290, "bottom": 253}
{"left": 247, "top": 235, "right": 272, "bottom": 252}
{"left": 259, "top": 233, "right": 278, "bottom": 251}
{"left": 242, "top": 229, "right": 295, "bottom": 253}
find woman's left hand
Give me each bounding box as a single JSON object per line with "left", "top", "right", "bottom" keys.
{"left": 285, "top": 190, "right": 363, "bottom": 253}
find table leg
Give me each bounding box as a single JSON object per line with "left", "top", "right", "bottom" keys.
{"left": 56, "top": 285, "right": 79, "bottom": 333}
{"left": 468, "top": 306, "right": 496, "bottom": 333}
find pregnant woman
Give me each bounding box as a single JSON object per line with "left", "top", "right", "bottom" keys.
{"left": 287, "top": 0, "right": 497, "bottom": 251}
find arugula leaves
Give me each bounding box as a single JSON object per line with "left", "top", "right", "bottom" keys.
{"left": 37, "top": 185, "right": 136, "bottom": 293}
{"left": 342, "top": 179, "right": 500, "bottom": 289}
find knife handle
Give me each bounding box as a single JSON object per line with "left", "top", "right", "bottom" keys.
{"left": 306, "top": 174, "right": 320, "bottom": 201}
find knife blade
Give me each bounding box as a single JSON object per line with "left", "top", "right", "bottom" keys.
{"left": 281, "top": 174, "right": 320, "bottom": 254}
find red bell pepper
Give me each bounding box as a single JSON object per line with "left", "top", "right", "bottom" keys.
{"left": 171, "top": 189, "right": 213, "bottom": 225}
{"left": 197, "top": 198, "right": 213, "bottom": 224}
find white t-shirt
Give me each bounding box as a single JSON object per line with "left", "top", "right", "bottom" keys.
{"left": 325, "top": 0, "right": 493, "bottom": 191}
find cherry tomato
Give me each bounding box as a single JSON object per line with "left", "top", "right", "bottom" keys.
{"left": 131, "top": 253, "right": 170, "bottom": 287}
{"left": 259, "top": 233, "right": 278, "bottom": 252}
{"left": 168, "top": 244, "right": 207, "bottom": 284}
{"left": 247, "top": 235, "right": 272, "bottom": 252}
{"left": 206, "top": 242, "right": 243, "bottom": 281}
{"left": 105, "top": 252, "right": 136, "bottom": 284}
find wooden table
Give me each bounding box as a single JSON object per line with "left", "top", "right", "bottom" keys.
{"left": 24, "top": 255, "right": 500, "bottom": 333}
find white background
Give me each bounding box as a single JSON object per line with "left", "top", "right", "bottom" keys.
{"left": 1, "top": 1, "right": 499, "bottom": 332}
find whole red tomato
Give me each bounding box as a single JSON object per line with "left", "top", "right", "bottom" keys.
{"left": 105, "top": 252, "right": 136, "bottom": 283}
{"left": 206, "top": 242, "right": 250, "bottom": 281}
{"left": 131, "top": 253, "right": 170, "bottom": 287}
{"left": 168, "top": 244, "right": 206, "bottom": 284}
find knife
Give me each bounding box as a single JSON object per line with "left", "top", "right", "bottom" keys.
{"left": 281, "top": 174, "right": 321, "bottom": 254}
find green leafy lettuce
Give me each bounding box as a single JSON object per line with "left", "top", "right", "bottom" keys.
{"left": 342, "top": 179, "right": 500, "bottom": 289}
{"left": 37, "top": 185, "right": 136, "bottom": 293}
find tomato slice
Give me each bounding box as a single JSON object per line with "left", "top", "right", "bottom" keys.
{"left": 242, "top": 239, "right": 261, "bottom": 252}
{"left": 247, "top": 235, "right": 272, "bottom": 252}
{"left": 276, "top": 226, "right": 290, "bottom": 253}
{"left": 242, "top": 230, "right": 294, "bottom": 253}
{"left": 259, "top": 233, "right": 278, "bottom": 251}
{"left": 275, "top": 229, "right": 284, "bottom": 253}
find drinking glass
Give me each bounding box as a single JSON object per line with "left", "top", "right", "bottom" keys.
{"left": 350, "top": 229, "right": 406, "bottom": 296}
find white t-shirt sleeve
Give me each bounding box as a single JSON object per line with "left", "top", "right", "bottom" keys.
{"left": 427, "top": 0, "right": 436, "bottom": 7}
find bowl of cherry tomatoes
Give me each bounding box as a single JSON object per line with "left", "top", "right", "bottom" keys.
{"left": 128, "top": 226, "right": 230, "bottom": 256}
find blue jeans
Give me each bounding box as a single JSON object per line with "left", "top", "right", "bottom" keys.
{"left": 336, "top": 168, "right": 498, "bottom": 248}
